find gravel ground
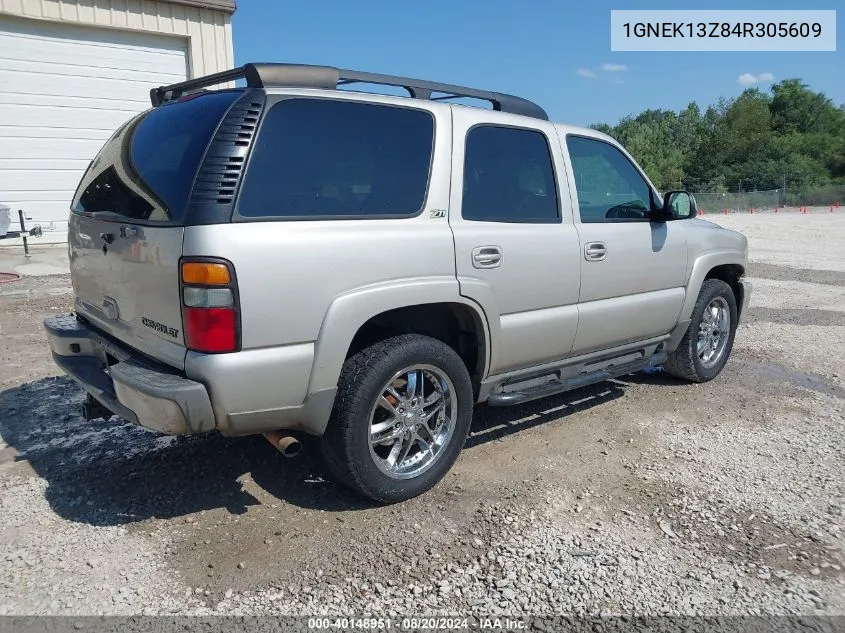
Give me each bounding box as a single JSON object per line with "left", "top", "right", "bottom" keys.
{"left": 0, "top": 214, "right": 842, "bottom": 617}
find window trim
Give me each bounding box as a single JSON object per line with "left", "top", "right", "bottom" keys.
{"left": 232, "top": 95, "right": 437, "bottom": 223}
{"left": 565, "top": 133, "right": 663, "bottom": 224}
{"left": 460, "top": 122, "right": 562, "bottom": 224}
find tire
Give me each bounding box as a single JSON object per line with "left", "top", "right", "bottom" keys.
{"left": 664, "top": 278, "right": 738, "bottom": 382}
{"left": 321, "top": 334, "right": 473, "bottom": 503}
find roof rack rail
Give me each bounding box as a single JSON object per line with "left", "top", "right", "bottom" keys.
{"left": 150, "top": 62, "right": 548, "bottom": 120}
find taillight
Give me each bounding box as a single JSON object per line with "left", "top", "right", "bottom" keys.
{"left": 180, "top": 259, "right": 239, "bottom": 353}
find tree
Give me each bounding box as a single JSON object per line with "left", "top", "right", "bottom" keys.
{"left": 590, "top": 80, "right": 845, "bottom": 193}
{"left": 771, "top": 79, "right": 845, "bottom": 136}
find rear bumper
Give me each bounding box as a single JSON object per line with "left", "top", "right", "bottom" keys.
{"left": 44, "top": 314, "right": 215, "bottom": 435}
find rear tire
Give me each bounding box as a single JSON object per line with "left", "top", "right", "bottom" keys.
{"left": 664, "top": 279, "right": 738, "bottom": 382}
{"left": 321, "top": 334, "right": 473, "bottom": 503}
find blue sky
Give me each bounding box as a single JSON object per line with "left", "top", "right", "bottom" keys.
{"left": 232, "top": 1, "right": 843, "bottom": 127}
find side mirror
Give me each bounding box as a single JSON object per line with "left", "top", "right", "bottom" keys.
{"left": 659, "top": 190, "right": 697, "bottom": 220}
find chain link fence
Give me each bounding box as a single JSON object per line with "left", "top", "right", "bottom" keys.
{"left": 782, "top": 184, "right": 845, "bottom": 207}
{"left": 693, "top": 190, "right": 780, "bottom": 213}
{"left": 692, "top": 185, "right": 845, "bottom": 213}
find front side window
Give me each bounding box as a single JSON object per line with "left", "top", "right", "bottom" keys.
{"left": 462, "top": 125, "right": 559, "bottom": 223}
{"left": 566, "top": 135, "right": 656, "bottom": 223}
{"left": 237, "top": 99, "right": 434, "bottom": 218}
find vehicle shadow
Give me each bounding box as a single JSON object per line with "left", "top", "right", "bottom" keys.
{"left": 613, "top": 365, "right": 690, "bottom": 387}
{"left": 0, "top": 374, "right": 630, "bottom": 525}
{"left": 465, "top": 381, "right": 624, "bottom": 449}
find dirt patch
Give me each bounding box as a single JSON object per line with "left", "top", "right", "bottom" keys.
{"left": 750, "top": 263, "right": 845, "bottom": 287}
{"left": 747, "top": 307, "right": 845, "bottom": 327}
{"left": 0, "top": 274, "right": 72, "bottom": 390}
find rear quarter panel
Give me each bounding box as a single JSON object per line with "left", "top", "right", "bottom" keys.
{"left": 183, "top": 217, "right": 457, "bottom": 349}
{"left": 182, "top": 96, "right": 461, "bottom": 401}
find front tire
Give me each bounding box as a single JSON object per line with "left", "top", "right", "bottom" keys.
{"left": 664, "top": 279, "right": 738, "bottom": 382}
{"left": 321, "top": 334, "right": 473, "bottom": 503}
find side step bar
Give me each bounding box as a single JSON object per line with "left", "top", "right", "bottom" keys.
{"left": 487, "top": 352, "right": 668, "bottom": 407}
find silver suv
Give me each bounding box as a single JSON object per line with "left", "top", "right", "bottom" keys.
{"left": 45, "top": 63, "right": 751, "bottom": 502}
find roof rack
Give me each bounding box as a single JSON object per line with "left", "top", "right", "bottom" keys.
{"left": 150, "top": 62, "right": 549, "bottom": 120}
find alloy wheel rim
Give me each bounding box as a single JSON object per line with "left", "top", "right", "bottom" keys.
{"left": 697, "top": 296, "right": 730, "bottom": 368}
{"left": 367, "top": 364, "right": 457, "bottom": 480}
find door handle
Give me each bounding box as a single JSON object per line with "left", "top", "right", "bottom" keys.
{"left": 472, "top": 246, "right": 502, "bottom": 268}
{"left": 120, "top": 225, "right": 138, "bottom": 239}
{"left": 584, "top": 241, "right": 607, "bottom": 261}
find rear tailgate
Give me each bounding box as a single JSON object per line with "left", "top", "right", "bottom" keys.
{"left": 69, "top": 214, "right": 186, "bottom": 369}
{"left": 68, "top": 90, "right": 244, "bottom": 370}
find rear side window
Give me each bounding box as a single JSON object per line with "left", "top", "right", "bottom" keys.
{"left": 462, "top": 125, "right": 559, "bottom": 223}
{"left": 237, "top": 99, "right": 434, "bottom": 219}
{"left": 73, "top": 90, "right": 241, "bottom": 222}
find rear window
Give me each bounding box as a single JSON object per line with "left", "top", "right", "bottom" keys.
{"left": 73, "top": 90, "right": 241, "bottom": 222}
{"left": 237, "top": 98, "right": 434, "bottom": 219}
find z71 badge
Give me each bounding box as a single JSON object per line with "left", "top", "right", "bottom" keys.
{"left": 141, "top": 317, "right": 179, "bottom": 338}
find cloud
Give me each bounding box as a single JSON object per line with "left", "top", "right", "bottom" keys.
{"left": 601, "top": 63, "right": 627, "bottom": 72}
{"left": 737, "top": 72, "right": 775, "bottom": 86}
{"left": 576, "top": 68, "right": 597, "bottom": 79}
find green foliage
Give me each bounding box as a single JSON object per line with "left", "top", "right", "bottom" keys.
{"left": 591, "top": 80, "right": 845, "bottom": 194}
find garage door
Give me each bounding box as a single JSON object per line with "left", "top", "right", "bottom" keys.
{"left": 0, "top": 16, "right": 187, "bottom": 240}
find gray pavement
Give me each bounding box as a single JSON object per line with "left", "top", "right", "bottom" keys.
{"left": 0, "top": 244, "right": 69, "bottom": 277}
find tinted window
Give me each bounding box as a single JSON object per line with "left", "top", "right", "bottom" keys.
{"left": 78, "top": 166, "right": 153, "bottom": 220}
{"left": 73, "top": 90, "right": 242, "bottom": 222}
{"left": 566, "top": 135, "right": 655, "bottom": 223}
{"left": 462, "top": 126, "right": 558, "bottom": 223}
{"left": 237, "top": 99, "right": 434, "bottom": 218}
{"left": 130, "top": 91, "right": 241, "bottom": 219}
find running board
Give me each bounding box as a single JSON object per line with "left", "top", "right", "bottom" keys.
{"left": 487, "top": 352, "right": 668, "bottom": 407}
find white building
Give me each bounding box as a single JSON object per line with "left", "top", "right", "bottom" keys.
{"left": 0, "top": 0, "right": 237, "bottom": 242}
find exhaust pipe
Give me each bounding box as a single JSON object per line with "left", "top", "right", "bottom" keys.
{"left": 263, "top": 430, "right": 303, "bottom": 458}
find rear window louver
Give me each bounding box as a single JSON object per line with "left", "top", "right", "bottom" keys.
{"left": 187, "top": 92, "right": 266, "bottom": 222}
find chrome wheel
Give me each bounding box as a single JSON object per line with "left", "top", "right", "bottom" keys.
{"left": 367, "top": 364, "right": 457, "bottom": 480}
{"left": 697, "top": 296, "right": 730, "bottom": 368}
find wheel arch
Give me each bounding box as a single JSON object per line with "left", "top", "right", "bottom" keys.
{"left": 681, "top": 252, "right": 746, "bottom": 323}
{"left": 307, "top": 280, "right": 491, "bottom": 398}
{"left": 666, "top": 252, "right": 746, "bottom": 353}
{"left": 704, "top": 263, "right": 746, "bottom": 320}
